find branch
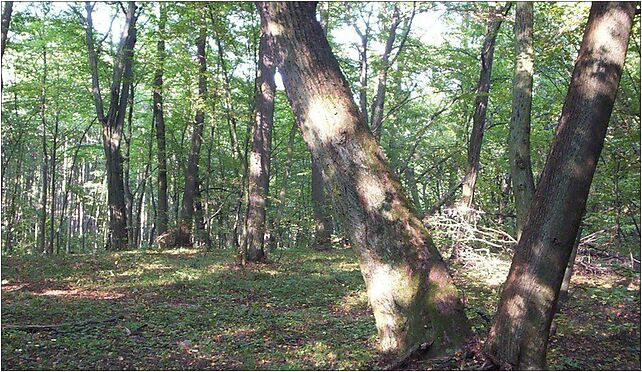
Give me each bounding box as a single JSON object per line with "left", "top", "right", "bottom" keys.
{"left": 3, "top": 315, "right": 123, "bottom": 332}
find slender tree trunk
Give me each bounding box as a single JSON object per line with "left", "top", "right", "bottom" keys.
{"left": 369, "top": 5, "right": 400, "bottom": 140}
{"left": 460, "top": 3, "right": 511, "bottom": 216}
{"left": 178, "top": 15, "right": 208, "bottom": 247}
{"left": 354, "top": 13, "right": 371, "bottom": 126}
{"left": 124, "top": 84, "right": 135, "bottom": 246}
{"left": 37, "top": 46, "right": 48, "bottom": 255}
{"left": 485, "top": 3, "right": 636, "bottom": 369}
{"left": 56, "top": 121, "right": 94, "bottom": 252}
{"left": 311, "top": 157, "right": 333, "bottom": 249}
{"left": 243, "top": 27, "right": 276, "bottom": 263}
{"left": 509, "top": 1, "right": 536, "bottom": 240}
{"left": 48, "top": 112, "right": 59, "bottom": 255}
{"left": 268, "top": 121, "right": 297, "bottom": 250}
{"left": 154, "top": 3, "right": 169, "bottom": 240}
{"left": 257, "top": 2, "right": 471, "bottom": 356}
{"left": 1, "top": 1, "right": 12, "bottom": 60}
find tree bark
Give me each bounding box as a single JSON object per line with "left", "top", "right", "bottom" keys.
{"left": 154, "top": 3, "right": 169, "bottom": 240}
{"left": 47, "top": 111, "right": 60, "bottom": 255}
{"left": 311, "top": 156, "right": 333, "bottom": 249}
{"left": 178, "top": 14, "right": 208, "bottom": 247}
{"left": 37, "top": 45, "right": 48, "bottom": 255}
{"left": 509, "top": 1, "right": 536, "bottom": 240}
{"left": 460, "top": 3, "right": 511, "bottom": 216}
{"left": 84, "top": 2, "right": 137, "bottom": 251}
{"left": 1, "top": 1, "right": 13, "bottom": 59}
{"left": 257, "top": 1, "right": 471, "bottom": 356}
{"left": 243, "top": 24, "right": 276, "bottom": 263}
{"left": 485, "top": 3, "right": 636, "bottom": 369}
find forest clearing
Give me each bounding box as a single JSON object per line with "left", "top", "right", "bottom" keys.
{"left": 1, "top": 1, "right": 640, "bottom": 370}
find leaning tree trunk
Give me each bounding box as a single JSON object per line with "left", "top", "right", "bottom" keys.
{"left": 154, "top": 2, "right": 169, "bottom": 240}
{"left": 257, "top": 2, "right": 471, "bottom": 356}
{"left": 178, "top": 16, "right": 208, "bottom": 247}
{"left": 310, "top": 4, "right": 334, "bottom": 250}
{"left": 508, "top": 1, "right": 536, "bottom": 240}
{"left": 460, "top": 3, "right": 510, "bottom": 216}
{"left": 485, "top": 3, "right": 636, "bottom": 369}
{"left": 243, "top": 27, "right": 276, "bottom": 263}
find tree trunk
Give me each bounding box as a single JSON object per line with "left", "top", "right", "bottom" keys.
{"left": 509, "top": 1, "right": 536, "bottom": 240}
{"left": 311, "top": 156, "right": 333, "bottom": 249}
{"left": 243, "top": 26, "right": 276, "bottom": 263}
{"left": 178, "top": 15, "right": 208, "bottom": 247}
{"left": 48, "top": 112, "right": 59, "bottom": 255}
{"left": 37, "top": 46, "right": 48, "bottom": 255}
{"left": 485, "top": 3, "right": 636, "bottom": 369}
{"left": 268, "top": 121, "right": 297, "bottom": 251}
{"left": 84, "top": 1, "right": 137, "bottom": 251}
{"left": 460, "top": 3, "right": 510, "bottom": 216}
{"left": 257, "top": 2, "right": 471, "bottom": 356}
{"left": 369, "top": 5, "right": 401, "bottom": 140}
{"left": 154, "top": 3, "right": 169, "bottom": 240}
{"left": 308, "top": 2, "right": 335, "bottom": 251}
{"left": 1, "top": 1, "right": 12, "bottom": 59}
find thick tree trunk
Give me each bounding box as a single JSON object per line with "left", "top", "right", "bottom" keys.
{"left": 178, "top": 16, "right": 208, "bottom": 247}
{"left": 84, "top": 1, "right": 137, "bottom": 251}
{"left": 509, "top": 1, "right": 536, "bottom": 240}
{"left": 460, "top": 3, "right": 510, "bottom": 215}
{"left": 308, "top": 1, "right": 334, "bottom": 251}
{"left": 1, "top": 1, "right": 12, "bottom": 59}
{"left": 243, "top": 27, "right": 276, "bottom": 263}
{"left": 154, "top": 3, "right": 169, "bottom": 240}
{"left": 257, "top": 2, "right": 471, "bottom": 356}
{"left": 485, "top": 3, "right": 635, "bottom": 369}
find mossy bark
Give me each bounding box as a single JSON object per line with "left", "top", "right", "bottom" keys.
{"left": 257, "top": 2, "right": 471, "bottom": 356}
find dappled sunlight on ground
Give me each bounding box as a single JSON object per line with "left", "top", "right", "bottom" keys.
{"left": 1, "top": 246, "right": 639, "bottom": 370}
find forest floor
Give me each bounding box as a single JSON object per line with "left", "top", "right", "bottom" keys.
{"left": 1, "top": 245, "right": 640, "bottom": 370}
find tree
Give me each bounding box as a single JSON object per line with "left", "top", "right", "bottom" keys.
{"left": 508, "top": 1, "right": 535, "bottom": 240}
{"left": 154, "top": 3, "right": 169, "bottom": 241}
{"left": 459, "top": 3, "right": 511, "bottom": 217}
{"left": 485, "top": 2, "right": 636, "bottom": 369}
{"left": 83, "top": 1, "right": 138, "bottom": 251}
{"left": 256, "top": 1, "right": 471, "bottom": 356}
{"left": 177, "top": 9, "right": 208, "bottom": 247}
{"left": 242, "top": 18, "right": 276, "bottom": 263}
{"left": 1, "top": 1, "right": 13, "bottom": 59}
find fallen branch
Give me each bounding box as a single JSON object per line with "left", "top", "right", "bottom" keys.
{"left": 3, "top": 315, "right": 123, "bottom": 332}
{"left": 383, "top": 341, "right": 432, "bottom": 370}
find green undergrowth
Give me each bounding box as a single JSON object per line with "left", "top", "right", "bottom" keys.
{"left": 1, "top": 246, "right": 640, "bottom": 370}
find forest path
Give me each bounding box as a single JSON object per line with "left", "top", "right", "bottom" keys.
{"left": 1, "top": 246, "right": 639, "bottom": 370}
